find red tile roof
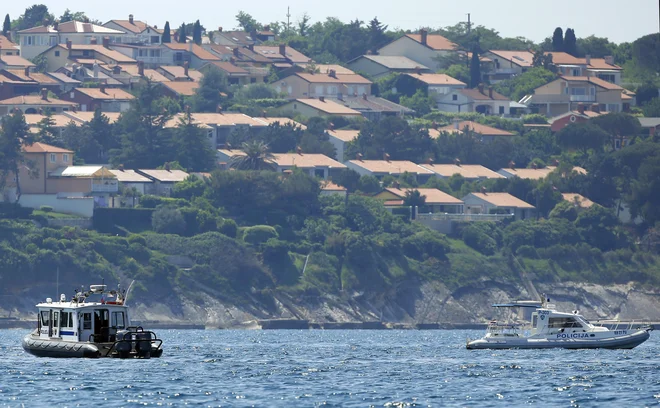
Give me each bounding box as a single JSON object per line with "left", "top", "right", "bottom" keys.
{"left": 384, "top": 188, "right": 463, "bottom": 205}
{"left": 253, "top": 45, "right": 310, "bottom": 63}
{"left": 459, "top": 88, "right": 510, "bottom": 101}
{"left": 0, "top": 55, "right": 35, "bottom": 67}
{"left": 161, "top": 81, "right": 199, "bottom": 96}
{"left": 0, "top": 95, "right": 77, "bottom": 106}
{"left": 204, "top": 61, "right": 249, "bottom": 75}
{"left": 291, "top": 98, "right": 362, "bottom": 115}
{"left": 75, "top": 87, "right": 135, "bottom": 100}
{"left": 437, "top": 121, "right": 514, "bottom": 136}
{"left": 106, "top": 19, "right": 159, "bottom": 34}
{"left": 544, "top": 52, "right": 583, "bottom": 65}
{"left": 468, "top": 192, "right": 535, "bottom": 208}
{"left": 0, "top": 34, "right": 18, "bottom": 50}
{"left": 63, "top": 44, "right": 137, "bottom": 63}
{"left": 486, "top": 50, "right": 534, "bottom": 67}
{"left": 560, "top": 76, "right": 623, "bottom": 91}
{"left": 164, "top": 43, "right": 220, "bottom": 61}
{"left": 294, "top": 72, "right": 372, "bottom": 84}
{"left": 405, "top": 33, "right": 457, "bottom": 51}
{"left": 586, "top": 58, "right": 622, "bottom": 70}
{"left": 405, "top": 73, "right": 465, "bottom": 86}
{"left": 23, "top": 142, "right": 73, "bottom": 153}
{"left": 19, "top": 21, "right": 123, "bottom": 34}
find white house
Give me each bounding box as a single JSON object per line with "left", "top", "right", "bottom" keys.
{"left": 436, "top": 85, "right": 511, "bottom": 115}
{"left": 326, "top": 129, "right": 360, "bottom": 163}
{"left": 462, "top": 192, "right": 535, "bottom": 220}
{"left": 347, "top": 55, "right": 431, "bottom": 79}
{"left": 217, "top": 150, "right": 346, "bottom": 179}
{"left": 103, "top": 15, "right": 163, "bottom": 45}
{"left": 377, "top": 29, "right": 457, "bottom": 71}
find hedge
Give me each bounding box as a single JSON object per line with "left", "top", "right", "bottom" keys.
{"left": 93, "top": 207, "right": 155, "bottom": 233}
{"left": 0, "top": 202, "right": 33, "bottom": 219}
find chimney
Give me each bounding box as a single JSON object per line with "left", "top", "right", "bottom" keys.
{"left": 420, "top": 29, "right": 428, "bottom": 46}
{"left": 248, "top": 44, "right": 254, "bottom": 52}
{"left": 478, "top": 83, "right": 485, "bottom": 94}
{"left": 425, "top": 157, "right": 434, "bottom": 165}
{"left": 233, "top": 47, "right": 239, "bottom": 57}
{"left": 362, "top": 93, "right": 367, "bottom": 100}
{"left": 431, "top": 121, "right": 438, "bottom": 129}
{"left": 319, "top": 96, "right": 325, "bottom": 102}
{"left": 53, "top": 21, "right": 59, "bottom": 31}
{"left": 531, "top": 162, "right": 538, "bottom": 169}
{"left": 328, "top": 122, "right": 335, "bottom": 130}
{"left": 415, "top": 66, "right": 421, "bottom": 75}
{"left": 481, "top": 186, "right": 487, "bottom": 195}
{"left": 279, "top": 43, "right": 286, "bottom": 56}
{"left": 102, "top": 36, "right": 110, "bottom": 48}
{"left": 216, "top": 105, "right": 223, "bottom": 113}
{"left": 585, "top": 54, "right": 591, "bottom": 66}
{"left": 138, "top": 61, "right": 144, "bottom": 76}
{"left": 113, "top": 65, "right": 121, "bottom": 75}
{"left": 93, "top": 62, "right": 99, "bottom": 78}
{"left": 391, "top": 180, "right": 400, "bottom": 189}
{"left": 356, "top": 153, "right": 363, "bottom": 161}
{"left": 188, "top": 41, "right": 193, "bottom": 53}
{"left": 90, "top": 37, "right": 98, "bottom": 45}
{"left": 71, "top": 105, "right": 76, "bottom": 112}
{"left": 118, "top": 164, "right": 124, "bottom": 171}
{"left": 296, "top": 146, "right": 303, "bottom": 155}
{"left": 488, "top": 86, "right": 493, "bottom": 99}
{"left": 129, "top": 14, "right": 134, "bottom": 24}
{"left": 604, "top": 56, "right": 614, "bottom": 66}
{"left": 454, "top": 158, "right": 461, "bottom": 166}
{"left": 164, "top": 162, "right": 171, "bottom": 171}
{"left": 509, "top": 160, "right": 516, "bottom": 169}
{"left": 41, "top": 88, "right": 48, "bottom": 101}
{"left": 577, "top": 103, "right": 585, "bottom": 114}
{"left": 183, "top": 61, "right": 189, "bottom": 77}
{"left": 591, "top": 103, "right": 600, "bottom": 113}
{"left": 328, "top": 69, "right": 336, "bottom": 78}
{"left": 383, "top": 152, "right": 390, "bottom": 162}
{"left": 66, "top": 40, "right": 72, "bottom": 49}
{"left": 100, "top": 83, "right": 106, "bottom": 94}
{"left": 24, "top": 67, "right": 30, "bottom": 77}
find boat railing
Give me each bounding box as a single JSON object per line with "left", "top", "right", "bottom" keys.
{"left": 486, "top": 321, "right": 523, "bottom": 336}
{"left": 592, "top": 319, "right": 653, "bottom": 331}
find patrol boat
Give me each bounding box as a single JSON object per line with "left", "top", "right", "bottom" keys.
{"left": 22, "top": 284, "right": 163, "bottom": 358}
{"left": 466, "top": 296, "right": 652, "bottom": 350}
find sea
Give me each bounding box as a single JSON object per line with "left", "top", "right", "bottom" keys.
{"left": 1, "top": 329, "right": 660, "bottom": 407}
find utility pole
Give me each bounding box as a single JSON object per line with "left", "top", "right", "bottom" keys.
{"left": 466, "top": 13, "right": 471, "bottom": 35}
{"left": 286, "top": 6, "right": 291, "bottom": 34}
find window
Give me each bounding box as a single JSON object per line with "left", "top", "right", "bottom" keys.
{"left": 60, "top": 312, "right": 72, "bottom": 328}
{"left": 55, "top": 50, "right": 60, "bottom": 57}
{"left": 63, "top": 154, "right": 69, "bottom": 163}
{"left": 607, "top": 104, "right": 620, "bottom": 113}
{"left": 50, "top": 153, "right": 56, "bottom": 163}
{"left": 499, "top": 106, "right": 505, "bottom": 114}
{"left": 82, "top": 312, "right": 92, "bottom": 330}
{"left": 314, "top": 169, "right": 325, "bottom": 178}
{"left": 151, "top": 36, "right": 160, "bottom": 43}
{"left": 82, "top": 50, "right": 90, "bottom": 57}
{"left": 548, "top": 317, "right": 582, "bottom": 328}
{"left": 41, "top": 311, "right": 50, "bottom": 326}
{"left": 111, "top": 311, "right": 126, "bottom": 329}
{"left": 250, "top": 77, "right": 257, "bottom": 84}
{"left": 572, "top": 69, "right": 580, "bottom": 76}
{"left": 452, "top": 94, "right": 458, "bottom": 101}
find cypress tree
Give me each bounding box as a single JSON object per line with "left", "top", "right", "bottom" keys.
{"left": 178, "top": 22, "right": 186, "bottom": 43}
{"left": 564, "top": 28, "right": 577, "bottom": 56}
{"left": 192, "top": 20, "right": 202, "bottom": 45}
{"left": 2, "top": 14, "right": 10, "bottom": 36}
{"left": 469, "top": 48, "right": 481, "bottom": 88}
{"left": 551, "top": 27, "right": 563, "bottom": 52}
{"left": 162, "top": 21, "right": 171, "bottom": 43}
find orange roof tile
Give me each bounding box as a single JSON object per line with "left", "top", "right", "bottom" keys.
{"left": 498, "top": 167, "right": 555, "bottom": 180}
{"left": 420, "top": 163, "right": 504, "bottom": 179}
{"left": 217, "top": 150, "right": 345, "bottom": 169}
{"left": 75, "top": 87, "right": 135, "bottom": 100}
{"left": 19, "top": 21, "right": 123, "bottom": 34}
{"left": 107, "top": 19, "right": 158, "bottom": 34}
{"left": 384, "top": 188, "right": 463, "bottom": 205}
{"left": 65, "top": 44, "right": 137, "bottom": 63}
{"left": 347, "top": 160, "right": 433, "bottom": 175}
{"left": 291, "top": 98, "right": 362, "bottom": 116}
{"left": 562, "top": 193, "right": 595, "bottom": 208}
{"left": 159, "top": 65, "right": 204, "bottom": 81}
{"left": 0, "top": 34, "right": 18, "bottom": 50}
{"left": 204, "top": 61, "right": 249, "bottom": 75}
{"left": 297, "top": 64, "right": 356, "bottom": 75}
{"left": 560, "top": 76, "right": 623, "bottom": 91}
{"left": 23, "top": 142, "right": 73, "bottom": 153}
{"left": 0, "top": 55, "right": 35, "bottom": 67}
{"left": 64, "top": 111, "right": 122, "bottom": 124}
{"left": 23, "top": 114, "right": 76, "bottom": 127}
{"left": 467, "top": 192, "right": 535, "bottom": 208}
{"left": 545, "top": 52, "right": 583, "bottom": 65}
{"left": 164, "top": 43, "right": 220, "bottom": 61}
{"left": 0, "top": 95, "right": 77, "bottom": 106}
{"left": 405, "top": 73, "right": 465, "bottom": 86}
{"left": 459, "top": 88, "right": 510, "bottom": 101}
{"left": 253, "top": 45, "right": 310, "bottom": 63}
{"left": 161, "top": 81, "right": 199, "bottom": 96}
{"left": 327, "top": 129, "right": 359, "bottom": 142}
{"left": 487, "top": 50, "right": 534, "bottom": 67}
{"left": 294, "top": 72, "right": 372, "bottom": 84}
{"left": 253, "top": 117, "right": 307, "bottom": 129}
{"left": 405, "top": 33, "right": 457, "bottom": 51}
{"left": 321, "top": 181, "right": 347, "bottom": 191}
{"left": 437, "top": 121, "right": 514, "bottom": 136}
{"left": 586, "top": 58, "right": 622, "bottom": 70}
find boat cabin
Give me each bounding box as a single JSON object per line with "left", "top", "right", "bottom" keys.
{"left": 530, "top": 307, "right": 602, "bottom": 336}
{"left": 36, "top": 285, "right": 130, "bottom": 343}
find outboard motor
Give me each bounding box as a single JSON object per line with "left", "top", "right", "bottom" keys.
{"left": 115, "top": 330, "right": 131, "bottom": 359}
{"left": 135, "top": 332, "right": 152, "bottom": 359}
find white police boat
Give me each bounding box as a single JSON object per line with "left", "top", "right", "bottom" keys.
{"left": 22, "top": 284, "right": 163, "bottom": 358}
{"left": 466, "top": 296, "right": 652, "bottom": 350}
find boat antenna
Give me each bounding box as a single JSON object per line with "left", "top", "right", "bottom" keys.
{"left": 56, "top": 267, "right": 59, "bottom": 300}
{"left": 124, "top": 280, "right": 136, "bottom": 306}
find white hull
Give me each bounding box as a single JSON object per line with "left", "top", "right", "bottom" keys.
{"left": 467, "top": 329, "right": 651, "bottom": 350}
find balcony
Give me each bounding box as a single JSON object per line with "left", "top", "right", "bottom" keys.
{"left": 91, "top": 182, "right": 119, "bottom": 193}
{"left": 569, "top": 95, "right": 596, "bottom": 102}
{"left": 416, "top": 213, "right": 514, "bottom": 222}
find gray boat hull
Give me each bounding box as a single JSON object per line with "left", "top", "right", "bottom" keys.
{"left": 22, "top": 335, "right": 101, "bottom": 358}
{"left": 467, "top": 329, "right": 651, "bottom": 350}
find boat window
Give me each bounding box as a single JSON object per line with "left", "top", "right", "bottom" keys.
{"left": 111, "top": 311, "right": 126, "bottom": 329}
{"left": 548, "top": 317, "right": 582, "bottom": 328}
{"left": 532, "top": 314, "right": 538, "bottom": 327}
{"left": 60, "top": 312, "right": 72, "bottom": 328}
{"left": 83, "top": 313, "right": 92, "bottom": 330}
{"left": 41, "top": 311, "right": 50, "bottom": 325}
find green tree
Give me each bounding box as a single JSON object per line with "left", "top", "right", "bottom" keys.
{"left": 177, "top": 22, "right": 186, "bottom": 43}
{"left": 643, "top": 98, "right": 660, "bottom": 117}
{"left": 30, "top": 54, "right": 48, "bottom": 73}
{"left": 192, "top": 66, "right": 228, "bottom": 112}
{"left": 171, "top": 175, "right": 207, "bottom": 200}
{"left": 469, "top": 48, "right": 481, "bottom": 88}
{"left": 236, "top": 11, "right": 261, "bottom": 33}
{"left": 297, "top": 13, "right": 311, "bottom": 36}
{"left": 171, "top": 109, "right": 216, "bottom": 171}
{"left": 35, "top": 113, "right": 58, "bottom": 146}
{"left": 494, "top": 67, "right": 556, "bottom": 102}
{"left": 440, "top": 64, "right": 470, "bottom": 84}
{"left": 162, "top": 21, "right": 171, "bottom": 43}
{"left": 399, "top": 89, "right": 435, "bottom": 116}
{"left": 555, "top": 123, "right": 609, "bottom": 156}
{"left": 152, "top": 207, "right": 186, "bottom": 235}
{"left": 590, "top": 113, "right": 642, "bottom": 149}
{"left": 257, "top": 122, "right": 303, "bottom": 153}
{"left": 576, "top": 36, "right": 616, "bottom": 58}
{"left": 229, "top": 141, "right": 276, "bottom": 171}
{"left": 549, "top": 199, "right": 579, "bottom": 222}
{"left": 14, "top": 5, "right": 54, "bottom": 30}
{"left": 532, "top": 50, "right": 555, "bottom": 72}
{"left": 563, "top": 28, "right": 577, "bottom": 56}
{"left": 334, "top": 168, "right": 361, "bottom": 192}
{"left": 552, "top": 27, "right": 564, "bottom": 51}
{"left": 2, "top": 14, "right": 10, "bottom": 36}
{"left": 88, "top": 109, "right": 117, "bottom": 162}
{"left": 0, "top": 111, "right": 34, "bottom": 202}
{"left": 403, "top": 189, "right": 426, "bottom": 207}
{"left": 59, "top": 9, "right": 91, "bottom": 23}
{"left": 367, "top": 17, "right": 389, "bottom": 53}
{"left": 631, "top": 33, "right": 659, "bottom": 73}
{"left": 192, "top": 20, "right": 202, "bottom": 45}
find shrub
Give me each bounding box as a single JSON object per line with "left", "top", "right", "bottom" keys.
{"left": 218, "top": 218, "right": 238, "bottom": 238}
{"left": 0, "top": 203, "right": 33, "bottom": 219}
{"left": 138, "top": 195, "right": 187, "bottom": 209}
{"left": 93, "top": 208, "right": 154, "bottom": 233}
{"left": 40, "top": 206, "right": 53, "bottom": 213}
{"left": 243, "top": 225, "right": 278, "bottom": 245}
{"left": 151, "top": 207, "right": 186, "bottom": 235}
{"left": 402, "top": 230, "right": 450, "bottom": 260}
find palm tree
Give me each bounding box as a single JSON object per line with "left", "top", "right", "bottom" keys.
{"left": 229, "top": 141, "right": 276, "bottom": 171}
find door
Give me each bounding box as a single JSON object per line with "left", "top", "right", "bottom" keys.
{"left": 52, "top": 311, "right": 60, "bottom": 338}
{"left": 94, "top": 309, "right": 110, "bottom": 342}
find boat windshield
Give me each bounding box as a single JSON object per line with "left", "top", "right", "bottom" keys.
{"left": 548, "top": 317, "right": 582, "bottom": 328}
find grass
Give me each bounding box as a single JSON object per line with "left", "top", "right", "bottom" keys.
{"left": 32, "top": 210, "right": 86, "bottom": 219}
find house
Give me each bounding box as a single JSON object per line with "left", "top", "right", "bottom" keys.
{"left": 378, "top": 29, "right": 457, "bottom": 70}
{"left": 212, "top": 30, "right": 257, "bottom": 47}
{"left": 199, "top": 61, "right": 251, "bottom": 85}
{"left": 326, "top": 129, "right": 360, "bottom": 162}
{"left": 497, "top": 165, "right": 586, "bottom": 180}
{"left": 60, "top": 85, "right": 134, "bottom": 112}
{"left": 561, "top": 193, "right": 595, "bottom": 208}
{"left": 0, "top": 34, "right": 20, "bottom": 55}
{"left": 294, "top": 63, "right": 356, "bottom": 76}
{"left": 522, "top": 76, "right": 629, "bottom": 117}
{"left": 17, "top": 20, "right": 127, "bottom": 59}
{"left": 280, "top": 98, "right": 363, "bottom": 119}
{"left": 253, "top": 45, "right": 311, "bottom": 66}
{"left": 54, "top": 63, "right": 125, "bottom": 87}
{"left": 549, "top": 104, "right": 603, "bottom": 132}
{"left": 546, "top": 52, "right": 623, "bottom": 84}
{"left": 109, "top": 43, "right": 170, "bottom": 68}
{"left": 38, "top": 40, "right": 138, "bottom": 72}
{"left": 108, "top": 168, "right": 153, "bottom": 196}
{"left": 403, "top": 72, "right": 466, "bottom": 98}
{"left": 0, "top": 90, "right": 78, "bottom": 115}
{"left": 344, "top": 159, "right": 434, "bottom": 183}
{"left": 419, "top": 162, "right": 504, "bottom": 180}
{"left": 436, "top": 85, "right": 511, "bottom": 115}
{"left": 0, "top": 55, "right": 35, "bottom": 70}
{"left": 482, "top": 50, "right": 534, "bottom": 83}
{"left": 216, "top": 150, "right": 346, "bottom": 179}
{"left": 160, "top": 81, "right": 199, "bottom": 100}
{"left": 47, "top": 166, "right": 119, "bottom": 207}
{"left": 44, "top": 71, "right": 82, "bottom": 92}
{"left": 329, "top": 94, "right": 414, "bottom": 121}
{"left": 320, "top": 181, "right": 347, "bottom": 198}
{"left": 253, "top": 117, "right": 306, "bottom": 129}
{"left": 433, "top": 120, "right": 515, "bottom": 142}
{"left": 347, "top": 55, "right": 431, "bottom": 79}
{"left": 462, "top": 192, "right": 535, "bottom": 220}
{"left": 205, "top": 44, "right": 272, "bottom": 64}
{"left": 157, "top": 63, "right": 203, "bottom": 82}
{"left": 135, "top": 168, "right": 189, "bottom": 196}
{"left": 374, "top": 187, "right": 464, "bottom": 214}
{"left": 0, "top": 69, "right": 61, "bottom": 100}
{"left": 162, "top": 43, "right": 221, "bottom": 69}
{"left": 171, "top": 112, "right": 267, "bottom": 148}
{"left": 274, "top": 71, "right": 372, "bottom": 99}
{"left": 639, "top": 117, "right": 660, "bottom": 137}
{"left": 103, "top": 15, "right": 163, "bottom": 45}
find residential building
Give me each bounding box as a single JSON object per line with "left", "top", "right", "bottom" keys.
{"left": 212, "top": 30, "right": 257, "bottom": 47}
{"left": 320, "top": 181, "right": 347, "bottom": 198}
{"left": 549, "top": 104, "right": 603, "bottom": 132}
{"left": 294, "top": 64, "right": 356, "bottom": 76}
{"left": 374, "top": 188, "right": 464, "bottom": 214}
{"left": 436, "top": 85, "right": 511, "bottom": 115}
{"left": 0, "top": 34, "right": 20, "bottom": 55}
{"left": 0, "top": 55, "right": 34, "bottom": 70}
{"left": 326, "top": 129, "right": 360, "bottom": 162}
{"left": 275, "top": 71, "right": 372, "bottom": 99}
{"left": 639, "top": 117, "right": 660, "bottom": 137}
{"left": 44, "top": 72, "right": 82, "bottom": 92}
{"left": 561, "top": 193, "right": 595, "bottom": 209}
{"left": 329, "top": 95, "right": 414, "bottom": 121}
{"left": 103, "top": 15, "right": 163, "bottom": 45}
{"left": 216, "top": 150, "right": 346, "bottom": 179}
{"left": 157, "top": 63, "right": 203, "bottom": 82}
{"left": 0, "top": 69, "right": 61, "bottom": 100}
{"left": 54, "top": 63, "right": 125, "bottom": 87}
{"left": 433, "top": 120, "right": 515, "bottom": 142}
{"left": 378, "top": 29, "right": 457, "bottom": 70}
{"left": 545, "top": 52, "right": 623, "bottom": 84}
{"left": 169, "top": 112, "right": 267, "bottom": 148}
{"left": 347, "top": 55, "right": 431, "bottom": 79}
{"left": 403, "top": 72, "right": 466, "bottom": 97}
{"left": 110, "top": 44, "right": 170, "bottom": 67}
{"left": 280, "top": 98, "right": 363, "bottom": 119}
{"left": 344, "top": 159, "right": 435, "bottom": 183}
{"left": 60, "top": 85, "right": 135, "bottom": 112}
{"left": 199, "top": 61, "right": 252, "bottom": 85}
{"left": 521, "top": 76, "right": 628, "bottom": 116}
{"left": 419, "top": 162, "right": 504, "bottom": 180}
{"left": 160, "top": 81, "right": 199, "bottom": 100}
{"left": 0, "top": 90, "right": 78, "bottom": 115}
{"left": 109, "top": 168, "right": 153, "bottom": 196}
{"left": 135, "top": 168, "right": 189, "bottom": 196}
{"left": 497, "top": 165, "right": 586, "bottom": 180}
{"left": 482, "top": 50, "right": 533, "bottom": 83}
{"left": 462, "top": 192, "right": 535, "bottom": 220}
{"left": 253, "top": 45, "right": 311, "bottom": 66}
{"left": 17, "top": 21, "right": 127, "bottom": 59}
{"left": 38, "top": 40, "right": 138, "bottom": 72}
{"left": 162, "top": 43, "right": 221, "bottom": 69}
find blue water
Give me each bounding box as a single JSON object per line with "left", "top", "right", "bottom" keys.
{"left": 1, "top": 329, "right": 660, "bottom": 407}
